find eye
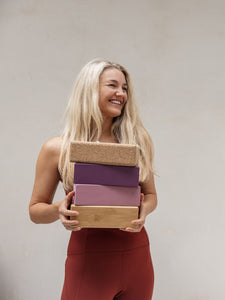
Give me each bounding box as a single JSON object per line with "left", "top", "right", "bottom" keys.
{"left": 123, "top": 87, "right": 128, "bottom": 92}
{"left": 109, "top": 84, "right": 116, "bottom": 87}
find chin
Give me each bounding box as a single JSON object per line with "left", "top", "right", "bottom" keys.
{"left": 109, "top": 111, "right": 122, "bottom": 118}
{"left": 103, "top": 109, "right": 123, "bottom": 119}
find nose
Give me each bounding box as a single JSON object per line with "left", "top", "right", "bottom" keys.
{"left": 115, "top": 87, "right": 126, "bottom": 96}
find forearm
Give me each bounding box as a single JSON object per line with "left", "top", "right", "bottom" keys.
{"left": 139, "top": 193, "right": 157, "bottom": 219}
{"left": 29, "top": 200, "right": 63, "bottom": 224}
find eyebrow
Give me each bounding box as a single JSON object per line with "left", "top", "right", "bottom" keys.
{"left": 107, "top": 79, "right": 127, "bottom": 86}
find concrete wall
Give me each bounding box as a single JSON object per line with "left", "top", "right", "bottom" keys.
{"left": 0, "top": 1, "right": 224, "bottom": 299}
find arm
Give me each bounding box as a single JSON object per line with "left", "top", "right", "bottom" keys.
{"left": 29, "top": 137, "right": 62, "bottom": 223}
{"left": 122, "top": 172, "right": 157, "bottom": 232}
{"left": 139, "top": 172, "right": 158, "bottom": 220}
{"left": 29, "top": 137, "right": 81, "bottom": 230}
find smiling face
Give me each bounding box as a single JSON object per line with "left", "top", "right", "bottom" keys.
{"left": 98, "top": 67, "right": 128, "bottom": 121}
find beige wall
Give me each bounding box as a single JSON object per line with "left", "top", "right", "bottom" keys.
{"left": 0, "top": 1, "right": 224, "bottom": 299}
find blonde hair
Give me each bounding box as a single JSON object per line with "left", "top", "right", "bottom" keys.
{"left": 59, "top": 58, "right": 155, "bottom": 191}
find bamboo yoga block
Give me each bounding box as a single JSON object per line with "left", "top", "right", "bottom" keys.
{"left": 70, "top": 204, "right": 139, "bottom": 228}
{"left": 70, "top": 141, "right": 139, "bottom": 166}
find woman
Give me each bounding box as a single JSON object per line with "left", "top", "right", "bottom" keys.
{"left": 29, "top": 59, "right": 157, "bottom": 300}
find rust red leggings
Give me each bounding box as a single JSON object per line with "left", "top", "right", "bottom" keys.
{"left": 61, "top": 227, "right": 154, "bottom": 300}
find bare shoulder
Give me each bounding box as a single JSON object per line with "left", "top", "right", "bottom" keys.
{"left": 41, "top": 136, "right": 62, "bottom": 157}
{"left": 37, "top": 136, "right": 62, "bottom": 169}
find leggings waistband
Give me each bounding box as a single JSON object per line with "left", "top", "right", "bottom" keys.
{"left": 67, "top": 227, "right": 150, "bottom": 255}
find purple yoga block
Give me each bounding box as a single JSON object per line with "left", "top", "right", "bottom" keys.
{"left": 73, "top": 184, "right": 141, "bottom": 206}
{"left": 74, "top": 163, "right": 139, "bottom": 187}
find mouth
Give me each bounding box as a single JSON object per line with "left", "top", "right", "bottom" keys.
{"left": 109, "top": 99, "right": 123, "bottom": 105}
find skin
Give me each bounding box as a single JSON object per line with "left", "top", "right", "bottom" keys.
{"left": 29, "top": 67, "right": 157, "bottom": 232}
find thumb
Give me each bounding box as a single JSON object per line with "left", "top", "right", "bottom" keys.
{"left": 140, "top": 193, "right": 144, "bottom": 202}
{"left": 66, "top": 191, "right": 75, "bottom": 208}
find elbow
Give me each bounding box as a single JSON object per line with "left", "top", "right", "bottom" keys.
{"left": 29, "top": 215, "right": 39, "bottom": 224}
{"left": 29, "top": 212, "right": 38, "bottom": 224}
{"left": 149, "top": 193, "right": 158, "bottom": 212}
{"left": 29, "top": 205, "right": 40, "bottom": 224}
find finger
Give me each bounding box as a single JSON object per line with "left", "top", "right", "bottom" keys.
{"left": 61, "top": 214, "right": 79, "bottom": 223}
{"left": 65, "top": 224, "right": 82, "bottom": 231}
{"left": 131, "top": 216, "right": 145, "bottom": 225}
{"left": 130, "top": 219, "right": 145, "bottom": 232}
{"left": 71, "top": 226, "right": 82, "bottom": 231}
{"left": 122, "top": 227, "right": 137, "bottom": 232}
{"left": 64, "top": 217, "right": 81, "bottom": 230}
{"left": 140, "top": 193, "right": 144, "bottom": 202}
{"left": 65, "top": 191, "right": 75, "bottom": 208}
{"left": 131, "top": 218, "right": 141, "bottom": 224}
{"left": 127, "top": 226, "right": 143, "bottom": 232}
{"left": 131, "top": 222, "right": 144, "bottom": 232}
{"left": 59, "top": 194, "right": 79, "bottom": 218}
{"left": 59, "top": 208, "right": 79, "bottom": 221}
{"left": 120, "top": 218, "right": 144, "bottom": 232}
{"left": 61, "top": 218, "right": 79, "bottom": 227}
{"left": 61, "top": 208, "right": 79, "bottom": 217}
{"left": 131, "top": 220, "right": 144, "bottom": 226}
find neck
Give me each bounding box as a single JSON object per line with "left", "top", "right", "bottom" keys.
{"left": 98, "top": 117, "right": 117, "bottom": 143}
{"left": 102, "top": 117, "right": 112, "bottom": 135}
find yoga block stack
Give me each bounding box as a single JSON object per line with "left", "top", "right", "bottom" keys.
{"left": 69, "top": 141, "right": 140, "bottom": 228}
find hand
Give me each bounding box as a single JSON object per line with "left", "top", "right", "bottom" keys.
{"left": 58, "top": 191, "right": 82, "bottom": 231}
{"left": 120, "top": 193, "right": 146, "bottom": 233}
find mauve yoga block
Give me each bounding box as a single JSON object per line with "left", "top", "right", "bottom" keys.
{"left": 73, "top": 184, "right": 141, "bottom": 206}
{"left": 70, "top": 141, "right": 139, "bottom": 166}
{"left": 74, "top": 163, "right": 139, "bottom": 187}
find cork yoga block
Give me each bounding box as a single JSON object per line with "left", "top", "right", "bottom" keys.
{"left": 74, "top": 163, "right": 139, "bottom": 187}
{"left": 73, "top": 184, "right": 140, "bottom": 206}
{"left": 70, "top": 204, "right": 139, "bottom": 228}
{"left": 70, "top": 141, "right": 139, "bottom": 166}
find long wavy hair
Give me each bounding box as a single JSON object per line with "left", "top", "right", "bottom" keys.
{"left": 59, "top": 59, "right": 155, "bottom": 191}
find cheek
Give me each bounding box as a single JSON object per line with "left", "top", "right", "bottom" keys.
{"left": 99, "top": 90, "right": 106, "bottom": 103}
{"left": 100, "top": 87, "right": 112, "bottom": 100}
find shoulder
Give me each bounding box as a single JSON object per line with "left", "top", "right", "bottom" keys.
{"left": 41, "top": 136, "right": 62, "bottom": 156}
{"left": 32, "top": 138, "right": 63, "bottom": 199}
{"left": 37, "top": 136, "right": 62, "bottom": 167}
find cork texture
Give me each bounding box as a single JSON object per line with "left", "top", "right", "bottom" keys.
{"left": 70, "top": 141, "right": 139, "bottom": 166}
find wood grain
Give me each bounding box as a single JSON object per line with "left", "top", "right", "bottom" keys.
{"left": 70, "top": 204, "right": 139, "bottom": 228}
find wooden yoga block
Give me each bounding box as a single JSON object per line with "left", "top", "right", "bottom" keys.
{"left": 70, "top": 141, "right": 139, "bottom": 166}
{"left": 73, "top": 184, "right": 140, "bottom": 206}
{"left": 70, "top": 204, "right": 139, "bottom": 228}
{"left": 74, "top": 163, "right": 139, "bottom": 187}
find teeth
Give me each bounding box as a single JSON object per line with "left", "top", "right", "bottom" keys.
{"left": 110, "top": 100, "right": 121, "bottom": 105}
